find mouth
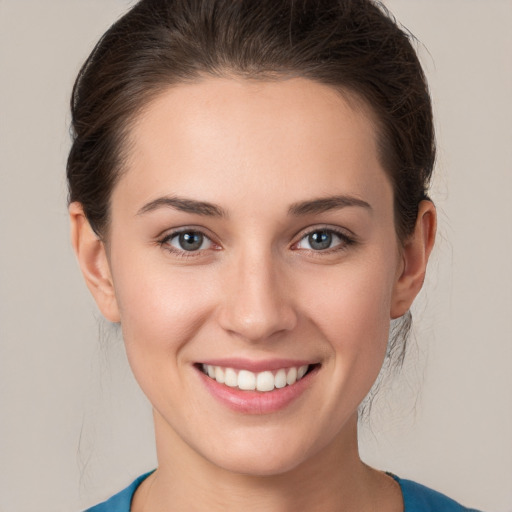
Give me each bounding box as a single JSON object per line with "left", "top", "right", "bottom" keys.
{"left": 195, "top": 360, "right": 321, "bottom": 414}
{"left": 196, "top": 362, "right": 320, "bottom": 393}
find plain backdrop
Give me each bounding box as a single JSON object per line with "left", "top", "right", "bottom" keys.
{"left": 0, "top": 1, "right": 511, "bottom": 511}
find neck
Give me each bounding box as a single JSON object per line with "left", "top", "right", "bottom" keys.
{"left": 132, "top": 410, "right": 401, "bottom": 512}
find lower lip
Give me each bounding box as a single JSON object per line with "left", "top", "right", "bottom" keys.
{"left": 196, "top": 366, "right": 319, "bottom": 414}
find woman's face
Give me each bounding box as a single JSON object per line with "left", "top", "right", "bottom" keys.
{"left": 104, "top": 77, "right": 405, "bottom": 475}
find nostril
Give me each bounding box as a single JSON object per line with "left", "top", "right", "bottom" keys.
{"left": 219, "top": 311, "right": 297, "bottom": 343}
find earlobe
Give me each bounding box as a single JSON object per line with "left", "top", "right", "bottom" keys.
{"left": 69, "top": 202, "right": 121, "bottom": 323}
{"left": 391, "top": 200, "right": 437, "bottom": 319}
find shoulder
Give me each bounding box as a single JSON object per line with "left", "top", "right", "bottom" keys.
{"left": 393, "top": 476, "right": 483, "bottom": 512}
{"left": 83, "top": 472, "right": 153, "bottom": 512}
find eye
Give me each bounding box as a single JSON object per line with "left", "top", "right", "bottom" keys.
{"left": 165, "top": 230, "right": 213, "bottom": 252}
{"left": 295, "top": 229, "right": 349, "bottom": 251}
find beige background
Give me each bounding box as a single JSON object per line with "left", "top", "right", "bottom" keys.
{"left": 0, "top": 1, "right": 511, "bottom": 511}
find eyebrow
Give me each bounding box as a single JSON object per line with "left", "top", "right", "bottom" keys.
{"left": 137, "top": 196, "right": 227, "bottom": 217}
{"left": 288, "top": 195, "right": 372, "bottom": 216}
{"left": 137, "top": 194, "right": 371, "bottom": 218}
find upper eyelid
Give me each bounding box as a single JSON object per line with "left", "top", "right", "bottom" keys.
{"left": 292, "top": 224, "right": 356, "bottom": 243}
{"left": 158, "top": 226, "right": 215, "bottom": 242}
{"left": 164, "top": 230, "right": 211, "bottom": 244}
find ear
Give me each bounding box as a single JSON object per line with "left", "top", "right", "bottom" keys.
{"left": 69, "top": 202, "right": 120, "bottom": 323}
{"left": 391, "top": 200, "right": 437, "bottom": 319}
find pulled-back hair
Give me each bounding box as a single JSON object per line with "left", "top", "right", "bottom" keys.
{"left": 67, "top": 0, "right": 435, "bottom": 244}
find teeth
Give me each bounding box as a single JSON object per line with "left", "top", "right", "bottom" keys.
{"left": 297, "top": 365, "right": 308, "bottom": 379}
{"left": 238, "top": 370, "right": 256, "bottom": 390}
{"left": 201, "top": 364, "right": 311, "bottom": 392}
{"left": 215, "top": 366, "right": 225, "bottom": 384}
{"left": 256, "top": 371, "right": 274, "bottom": 392}
{"left": 224, "top": 367, "right": 238, "bottom": 387}
{"left": 286, "top": 367, "right": 297, "bottom": 385}
{"left": 274, "top": 368, "right": 287, "bottom": 389}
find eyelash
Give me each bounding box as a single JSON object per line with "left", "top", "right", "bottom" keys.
{"left": 158, "top": 228, "right": 218, "bottom": 259}
{"left": 292, "top": 227, "right": 356, "bottom": 254}
{"left": 157, "top": 226, "right": 357, "bottom": 258}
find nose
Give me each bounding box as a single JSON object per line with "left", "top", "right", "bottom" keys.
{"left": 217, "top": 249, "right": 298, "bottom": 342}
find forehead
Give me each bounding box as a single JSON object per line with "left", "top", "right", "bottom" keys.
{"left": 114, "top": 77, "right": 390, "bottom": 214}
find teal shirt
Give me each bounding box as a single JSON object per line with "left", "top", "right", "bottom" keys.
{"left": 84, "top": 472, "right": 483, "bottom": 511}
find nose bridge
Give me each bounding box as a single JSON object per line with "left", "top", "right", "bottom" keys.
{"left": 219, "top": 244, "right": 297, "bottom": 341}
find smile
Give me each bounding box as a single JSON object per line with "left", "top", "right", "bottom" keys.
{"left": 197, "top": 361, "right": 320, "bottom": 414}
{"left": 201, "top": 364, "right": 310, "bottom": 392}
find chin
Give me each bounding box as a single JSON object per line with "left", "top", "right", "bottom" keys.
{"left": 211, "top": 449, "right": 309, "bottom": 478}
{"left": 196, "top": 426, "right": 321, "bottom": 478}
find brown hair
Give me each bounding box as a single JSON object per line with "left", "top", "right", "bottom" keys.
{"left": 67, "top": 0, "right": 435, "bottom": 244}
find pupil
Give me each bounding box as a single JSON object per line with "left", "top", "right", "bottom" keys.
{"left": 309, "top": 231, "right": 332, "bottom": 250}
{"left": 179, "top": 232, "right": 203, "bottom": 251}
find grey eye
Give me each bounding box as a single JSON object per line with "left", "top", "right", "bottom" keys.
{"left": 308, "top": 231, "right": 333, "bottom": 250}
{"left": 297, "top": 230, "right": 343, "bottom": 251}
{"left": 170, "top": 231, "right": 211, "bottom": 251}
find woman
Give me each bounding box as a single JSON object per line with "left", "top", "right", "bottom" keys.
{"left": 67, "top": 1, "right": 480, "bottom": 510}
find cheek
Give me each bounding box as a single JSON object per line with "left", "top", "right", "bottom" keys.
{"left": 109, "top": 251, "right": 219, "bottom": 366}
{"left": 110, "top": 259, "right": 224, "bottom": 421}
{"left": 299, "top": 252, "right": 398, "bottom": 387}
{"left": 305, "top": 262, "right": 394, "bottom": 340}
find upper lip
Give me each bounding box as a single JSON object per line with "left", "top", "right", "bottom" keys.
{"left": 198, "top": 358, "right": 317, "bottom": 373}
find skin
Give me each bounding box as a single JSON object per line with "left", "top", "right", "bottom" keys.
{"left": 70, "top": 77, "right": 436, "bottom": 511}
